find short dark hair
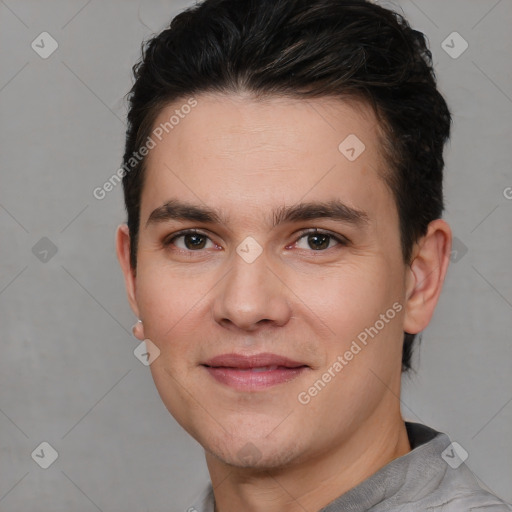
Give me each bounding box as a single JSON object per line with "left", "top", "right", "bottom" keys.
{"left": 121, "top": 0, "right": 452, "bottom": 372}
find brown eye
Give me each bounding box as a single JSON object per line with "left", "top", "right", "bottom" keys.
{"left": 164, "top": 230, "right": 215, "bottom": 251}
{"left": 294, "top": 229, "right": 347, "bottom": 251}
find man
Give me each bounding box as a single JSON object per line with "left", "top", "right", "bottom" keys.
{"left": 116, "top": 0, "right": 512, "bottom": 510}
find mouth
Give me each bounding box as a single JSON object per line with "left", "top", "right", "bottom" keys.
{"left": 201, "top": 352, "right": 310, "bottom": 391}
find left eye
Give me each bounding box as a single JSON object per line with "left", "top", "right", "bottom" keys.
{"left": 294, "top": 230, "right": 345, "bottom": 251}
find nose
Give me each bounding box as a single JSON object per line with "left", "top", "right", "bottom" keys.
{"left": 212, "top": 245, "right": 293, "bottom": 333}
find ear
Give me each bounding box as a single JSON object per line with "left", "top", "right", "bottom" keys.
{"left": 115, "top": 223, "right": 140, "bottom": 319}
{"left": 403, "top": 219, "right": 452, "bottom": 334}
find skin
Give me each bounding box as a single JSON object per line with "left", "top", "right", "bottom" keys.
{"left": 116, "top": 92, "right": 452, "bottom": 512}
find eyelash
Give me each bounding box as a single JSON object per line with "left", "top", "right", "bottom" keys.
{"left": 162, "top": 228, "right": 349, "bottom": 253}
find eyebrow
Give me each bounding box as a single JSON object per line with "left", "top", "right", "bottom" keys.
{"left": 145, "top": 198, "right": 369, "bottom": 229}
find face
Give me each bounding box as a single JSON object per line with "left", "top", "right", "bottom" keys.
{"left": 119, "top": 92, "right": 416, "bottom": 469}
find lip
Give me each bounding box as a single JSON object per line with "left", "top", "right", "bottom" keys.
{"left": 202, "top": 352, "right": 309, "bottom": 391}
{"left": 204, "top": 352, "right": 306, "bottom": 369}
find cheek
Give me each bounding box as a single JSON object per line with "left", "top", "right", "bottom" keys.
{"left": 294, "top": 265, "right": 405, "bottom": 422}
{"left": 294, "top": 262, "right": 395, "bottom": 336}
{"left": 134, "top": 264, "right": 208, "bottom": 362}
{"left": 137, "top": 262, "right": 198, "bottom": 321}
{"left": 297, "top": 259, "right": 406, "bottom": 385}
{"left": 135, "top": 266, "right": 208, "bottom": 431}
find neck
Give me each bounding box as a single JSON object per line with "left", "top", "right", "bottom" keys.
{"left": 205, "top": 408, "right": 411, "bottom": 512}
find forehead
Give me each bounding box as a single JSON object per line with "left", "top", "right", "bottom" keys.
{"left": 148, "top": 92, "right": 382, "bottom": 157}
{"left": 140, "top": 92, "right": 394, "bottom": 228}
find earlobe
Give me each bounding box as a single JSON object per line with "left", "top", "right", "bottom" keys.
{"left": 115, "top": 223, "right": 140, "bottom": 319}
{"left": 132, "top": 319, "right": 145, "bottom": 340}
{"left": 403, "top": 219, "right": 452, "bottom": 335}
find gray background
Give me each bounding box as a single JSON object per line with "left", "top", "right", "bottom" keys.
{"left": 1, "top": 0, "right": 511, "bottom": 510}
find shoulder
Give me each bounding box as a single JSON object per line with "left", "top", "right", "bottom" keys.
{"left": 417, "top": 461, "right": 512, "bottom": 511}
{"left": 396, "top": 423, "right": 512, "bottom": 512}
{"left": 431, "top": 490, "right": 512, "bottom": 511}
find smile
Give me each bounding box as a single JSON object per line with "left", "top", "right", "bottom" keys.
{"left": 202, "top": 352, "right": 309, "bottom": 391}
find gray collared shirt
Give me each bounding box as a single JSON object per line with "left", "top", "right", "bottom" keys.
{"left": 188, "top": 422, "right": 512, "bottom": 511}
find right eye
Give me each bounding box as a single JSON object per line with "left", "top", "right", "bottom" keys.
{"left": 163, "top": 229, "right": 218, "bottom": 252}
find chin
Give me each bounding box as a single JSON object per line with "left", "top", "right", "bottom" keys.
{"left": 203, "top": 430, "right": 305, "bottom": 470}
